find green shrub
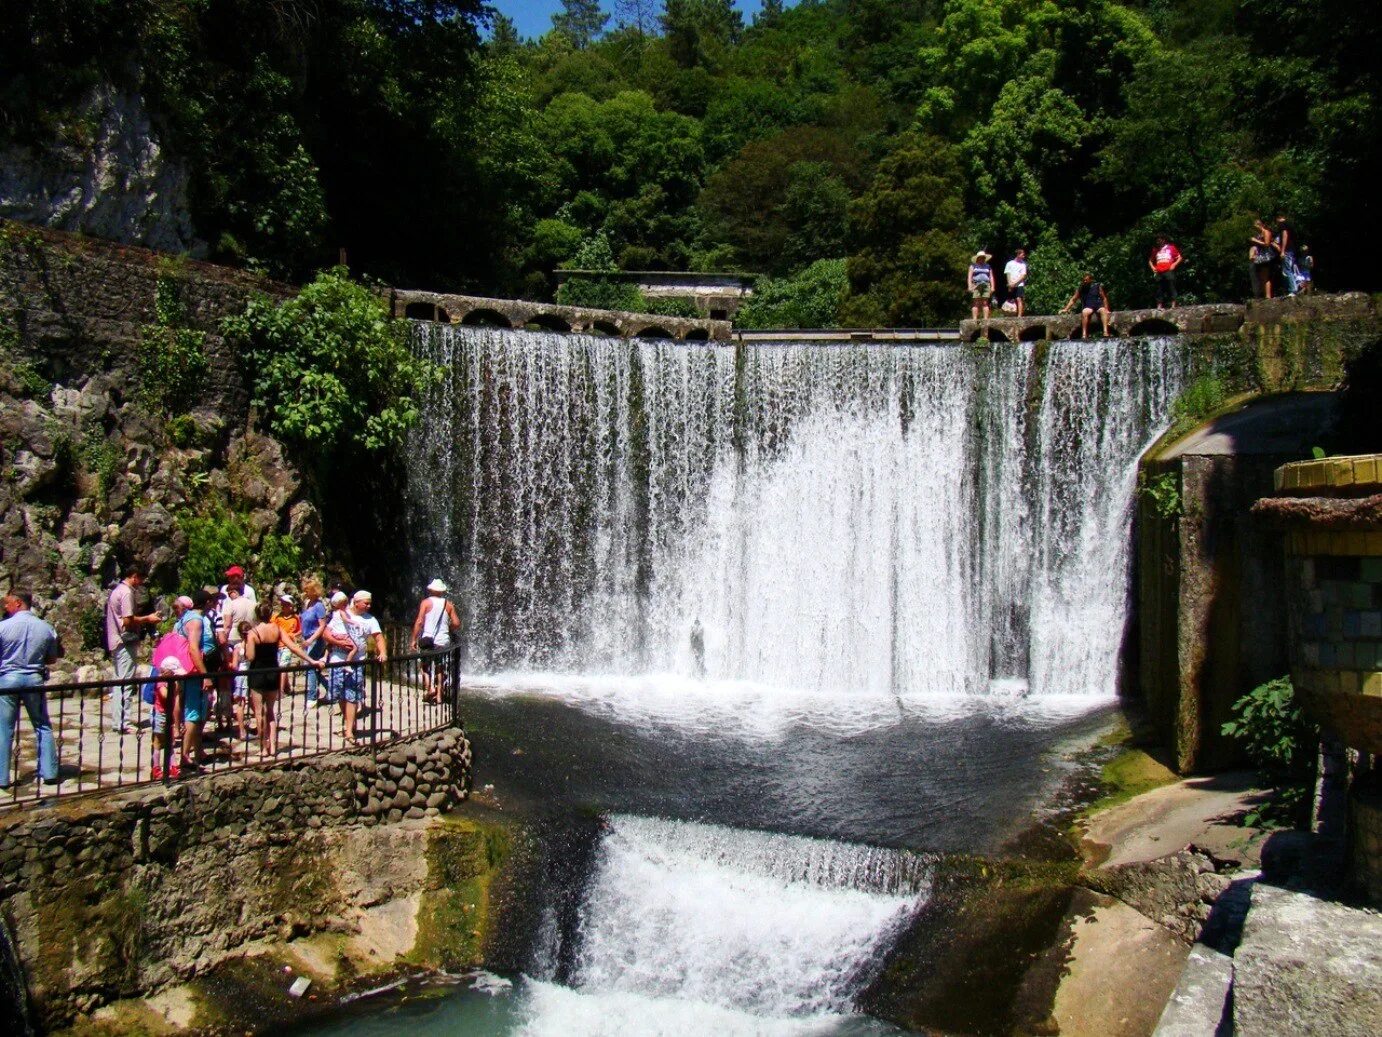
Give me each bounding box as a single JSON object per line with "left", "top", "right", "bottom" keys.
{"left": 222, "top": 268, "right": 439, "bottom": 458}
{"left": 178, "top": 510, "right": 254, "bottom": 593}
{"left": 78, "top": 423, "right": 122, "bottom": 497}
{"left": 1222, "top": 676, "right": 1318, "bottom": 828}
{"left": 736, "top": 259, "right": 848, "bottom": 330}
{"left": 256, "top": 532, "right": 303, "bottom": 590}
{"left": 136, "top": 274, "right": 208, "bottom": 414}
{"left": 1139, "top": 470, "right": 1181, "bottom": 519}
{"left": 77, "top": 604, "right": 105, "bottom": 651}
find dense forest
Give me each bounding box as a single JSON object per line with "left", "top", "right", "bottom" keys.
{"left": 2, "top": 0, "right": 1377, "bottom": 326}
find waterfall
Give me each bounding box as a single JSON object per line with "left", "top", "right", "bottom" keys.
{"left": 518, "top": 815, "right": 926, "bottom": 1031}
{"left": 405, "top": 327, "right": 1184, "bottom": 698}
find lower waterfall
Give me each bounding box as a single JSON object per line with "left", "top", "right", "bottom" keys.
{"left": 405, "top": 327, "right": 1184, "bottom": 699}
{"left": 519, "top": 815, "right": 927, "bottom": 1033}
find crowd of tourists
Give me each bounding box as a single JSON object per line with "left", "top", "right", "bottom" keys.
{"left": 0, "top": 567, "right": 461, "bottom": 789}
{"left": 965, "top": 217, "right": 1314, "bottom": 327}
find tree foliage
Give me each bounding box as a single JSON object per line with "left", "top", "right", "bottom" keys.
{"left": 221, "top": 269, "right": 440, "bottom": 458}
{"left": 3, "top": 0, "right": 1377, "bottom": 325}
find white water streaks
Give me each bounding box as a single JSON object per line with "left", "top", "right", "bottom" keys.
{"left": 520, "top": 815, "right": 925, "bottom": 1032}
{"left": 405, "top": 328, "right": 1186, "bottom": 700}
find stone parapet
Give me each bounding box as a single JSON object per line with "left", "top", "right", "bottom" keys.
{"left": 961, "top": 292, "right": 1378, "bottom": 344}
{"left": 391, "top": 288, "right": 731, "bottom": 341}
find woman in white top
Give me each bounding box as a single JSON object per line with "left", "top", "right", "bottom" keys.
{"left": 410, "top": 578, "right": 461, "bottom": 704}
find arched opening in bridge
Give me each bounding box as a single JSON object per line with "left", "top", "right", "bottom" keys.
{"left": 1128, "top": 318, "right": 1179, "bottom": 337}
{"left": 403, "top": 302, "right": 449, "bottom": 322}
{"left": 1018, "top": 325, "right": 1048, "bottom": 342}
{"left": 525, "top": 314, "right": 572, "bottom": 333}
{"left": 461, "top": 309, "right": 513, "bottom": 329}
{"left": 635, "top": 326, "right": 673, "bottom": 340}
{"left": 683, "top": 328, "right": 711, "bottom": 341}
{"left": 965, "top": 329, "right": 987, "bottom": 344}
{"left": 588, "top": 320, "right": 621, "bottom": 337}
{"left": 985, "top": 328, "right": 1009, "bottom": 344}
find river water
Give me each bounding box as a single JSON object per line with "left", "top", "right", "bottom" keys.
{"left": 311, "top": 329, "right": 1185, "bottom": 1034}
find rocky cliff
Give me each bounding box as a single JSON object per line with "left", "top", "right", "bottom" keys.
{"left": 0, "top": 87, "right": 200, "bottom": 256}
{"left": 0, "top": 221, "right": 318, "bottom": 671}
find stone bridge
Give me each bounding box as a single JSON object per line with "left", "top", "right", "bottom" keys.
{"left": 390, "top": 289, "right": 731, "bottom": 341}
{"left": 958, "top": 294, "right": 1377, "bottom": 344}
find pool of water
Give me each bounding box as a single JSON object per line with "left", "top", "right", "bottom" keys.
{"left": 301, "top": 679, "right": 1119, "bottom": 1035}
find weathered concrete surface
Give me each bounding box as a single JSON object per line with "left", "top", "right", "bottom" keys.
{"left": 1152, "top": 943, "right": 1234, "bottom": 1037}
{"left": 1049, "top": 892, "right": 1189, "bottom": 1037}
{"left": 1232, "top": 882, "right": 1382, "bottom": 1037}
{"left": 1081, "top": 772, "right": 1266, "bottom": 870}
{"left": 391, "top": 287, "right": 731, "bottom": 341}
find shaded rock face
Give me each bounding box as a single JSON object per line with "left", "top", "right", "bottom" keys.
{"left": 0, "top": 85, "right": 201, "bottom": 255}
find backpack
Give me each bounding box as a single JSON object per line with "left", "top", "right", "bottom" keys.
{"left": 152, "top": 630, "right": 194, "bottom": 675}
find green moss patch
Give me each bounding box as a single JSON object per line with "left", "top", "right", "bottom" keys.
{"left": 409, "top": 815, "right": 514, "bottom": 970}
{"left": 1084, "top": 748, "right": 1179, "bottom": 817}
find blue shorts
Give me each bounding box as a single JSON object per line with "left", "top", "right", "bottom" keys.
{"left": 327, "top": 665, "right": 364, "bottom": 704}
{"left": 182, "top": 680, "right": 205, "bottom": 724}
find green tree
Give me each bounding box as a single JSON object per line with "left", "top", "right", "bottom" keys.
{"left": 737, "top": 258, "right": 848, "bottom": 329}
{"left": 662, "top": 0, "right": 744, "bottom": 68}
{"left": 221, "top": 269, "right": 440, "bottom": 460}
{"left": 840, "top": 134, "right": 969, "bottom": 327}
{"left": 488, "top": 13, "right": 523, "bottom": 56}
{"left": 553, "top": 0, "right": 609, "bottom": 49}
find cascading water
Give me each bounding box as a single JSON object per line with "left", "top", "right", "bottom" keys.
{"left": 404, "top": 326, "right": 1185, "bottom": 699}
{"left": 517, "top": 815, "right": 927, "bottom": 1033}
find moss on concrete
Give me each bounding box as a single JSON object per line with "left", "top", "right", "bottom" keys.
{"left": 31, "top": 876, "right": 148, "bottom": 999}
{"left": 408, "top": 815, "right": 514, "bottom": 970}
{"left": 1084, "top": 748, "right": 1179, "bottom": 817}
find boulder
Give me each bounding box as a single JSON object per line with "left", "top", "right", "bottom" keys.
{"left": 116, "top": 504, "right": 186, "bottom": 585}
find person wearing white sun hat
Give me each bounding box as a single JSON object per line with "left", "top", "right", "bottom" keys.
{"left": 967, "top": 249, "right": 995, "bottom": 320}
{"left": 411, "top": 578, "right": 461, "bottom": 704}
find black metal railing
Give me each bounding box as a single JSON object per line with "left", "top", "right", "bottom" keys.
{"left": 0, "top": 644, "right": 463, "bottom": 810}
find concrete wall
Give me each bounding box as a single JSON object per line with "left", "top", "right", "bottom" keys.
{"left": 0, "top": 727, "right": 472, "bottom": 1030}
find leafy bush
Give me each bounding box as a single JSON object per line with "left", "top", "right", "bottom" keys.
{"left": 555, "top": 233, "right": 649, "bottom": 313}
{"left": 136, "top": 273, "right": 208, "bottom": 415}
{"left": 737, "top": 259, "right": 847, "bottom": 329}
{"left": 1139, "top": 470, "right": 1181, "bottom": 519}
{"left": 1173, "top": 374, "right": 1228, "bottom": 424}
{"left": 1222, "top": 676, "right": 1318, "bottom": 828}
{"left": 221, "top": 268, "right": 440, "bottom": 458}
{"left": 178, "top": 509, "right": 254, "bottom": 594}
{"left": 178, "top": 510, "right": 305, "bottom": 595}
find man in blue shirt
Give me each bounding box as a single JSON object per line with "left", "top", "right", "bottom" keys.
{"left": 0, "top": 590, "right": 61, "bottom": 788}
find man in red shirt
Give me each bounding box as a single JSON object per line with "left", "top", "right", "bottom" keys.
{"left": 1149, "top": 234, "right": 1183, "bottom": 310}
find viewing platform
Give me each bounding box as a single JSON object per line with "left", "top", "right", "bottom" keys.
{"left": 960, "top": 292, "right": 1377, "bottom": 343}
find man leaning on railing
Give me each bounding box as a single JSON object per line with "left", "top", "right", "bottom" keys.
{"left": 0, "top": 590, "right": 61, "bottom": 790}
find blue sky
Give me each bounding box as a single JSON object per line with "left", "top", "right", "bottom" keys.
{"left": 487, "top": 2, "right": 791, "bottom": 40}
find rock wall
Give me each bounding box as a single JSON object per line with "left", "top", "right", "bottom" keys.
{"left": 0, "top": 221, "right": 314, "bottom": 668}
{"left": 0, "top": 86, "right": 201, "bottom": 256}
{"left": 0, "top": 727, "right": 474, "bottom": 1030}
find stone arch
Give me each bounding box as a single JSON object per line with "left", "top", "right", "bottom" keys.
{"left": 404, "top": 302, "right": 449, "bottom": 322}
{"left": 525, "top": 313, "right": 572, "bottom": 333}
{"left": 588, "top": 320, "right": 621, "bottom": 336}
{"left": 1018, "top": 325, "right": 1048, "bottom": 342}
{"left": 984, "top": 327, "right": 1010, "bottom": 344}
{"left": 634, "top": 325, "right": 673, "bottom": 339}
{"left": 683, "top": 327, "right": 712, "bottom": 341}
{"left": 1127, "top": 317, "right": 1180, "bottom": 338}
{"left": 966, "top": 328, "right": 988, "bottom": 344}
{"left": 460, "top": 308, "right": 513, "bottom": 328}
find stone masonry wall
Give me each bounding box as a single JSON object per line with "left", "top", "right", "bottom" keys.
{"left": 0, "top": 726, "right": 471, "bottom": 1029}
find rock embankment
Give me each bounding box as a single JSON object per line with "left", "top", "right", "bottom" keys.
{"left": 0, "top": 727, "right": 472, "bottom": 1031}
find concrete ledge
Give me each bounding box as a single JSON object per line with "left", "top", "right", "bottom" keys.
{"left": 1153, "top": 943, "right": 1234, "bottom": 1037}
{"left": 391, "top": 288, "right": 731, "bottom": 341}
